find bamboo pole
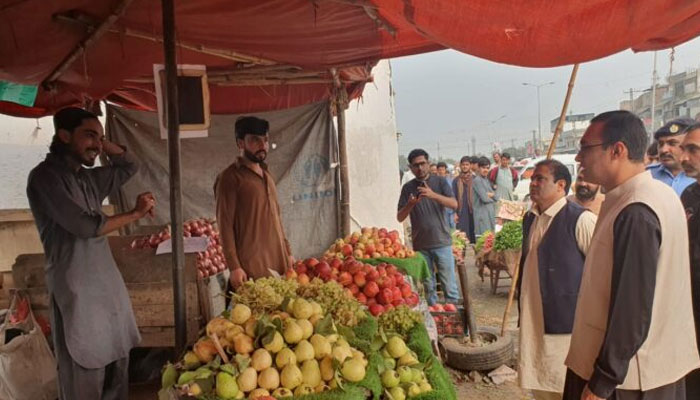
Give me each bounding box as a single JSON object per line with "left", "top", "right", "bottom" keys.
{"left": 500, "top": 63, "right": 580, "bottom": 337}
{"left": 332, "top": 69, "right": 352, "bottom": 237}
{"left": 42, "top": 0, "right": 136, "bottom": 89}
{"left": 547, "top": 64, "right": 580, "bottom": 159}
{"left": 161, "top": 0, "right": 187, "bottom": 357}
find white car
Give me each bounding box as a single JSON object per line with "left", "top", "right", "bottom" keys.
{"left": 513, "top": 154, "right": 579, "bottom": 202}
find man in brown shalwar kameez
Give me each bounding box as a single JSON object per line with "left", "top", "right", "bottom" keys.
{"left": 215, "top": 116, "right": 294, "bottom": 289}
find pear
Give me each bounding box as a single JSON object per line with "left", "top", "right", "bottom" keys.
{"left": 310, "top": 301, "right": 323, "bottom": 316}
{"left": 161, "top": 363, "right": 178, "bottom": 389}
{"left": 280, "top": 364, "right": 303, "bottom": 389}
{"left": 386, "top": 336, "right": 408, "bottom": 358}
{"left": 315, "top": 384, "right": 330, "bottom": 393}
{"left": 294, "top": 340, "right": 315, "bottom": 362}
{"left": 341, "top": 358, "right": 366, "bottom": 382}
{"left": 207, "top": 316, "right": 235, "bottom": 337}
{"left": 381, "top": 370, "right": 400, "bottom": 388}
{"left": 389, "top": 386, "right": 406, "bottom": 400}
{"left": 251, "top": 349, "right": 273, "bottom": 371}
{"left": 320, "top": 356, "right": 335, "bottom": 382}
{"left": 186, "top": 383, "right": 202, "bottom": 397}
{"left": 275, "top": 347, "right": 297, "bottom": 369}
{"left": 294, "top": 384, "right": 315, "bottom": 397}
{"left": 292, "top": 298, "right": 313, "bottom": 319}
{"left": 193, "top": 338, "right": 218, "bottom": 363}
{"left": 407, "top": 383, "right": 422, "bottom": 398}
{"left": 325, "top": 334, "right": 339, "bottom": 344}
{"left": 231, "top": 304, "right": 252, "bottom": 325}
{"left": 177, "top": 371, "right": 197, "bottom": 385}
{"left": 264, "top": 331, "right": 284, "bottom": 353}
{"left": 244, "top": 317, "right": 257, "bottom": 337}
{"left": 336, "top": 338, "right": 350, "bottom": 348}
{"left": 398, "top": 366, "right": 413, "bottom": 383}
{"left": 329, "top": 377, "right": 340, "bottom": 389}
{"left": 384, "top": 358, "right": 396, "bottom": 370}
{"left": 301, "top": 359, "right": 322, "bottom": 387}
{"left": 411, "top": 368, "right": 423, "bottom": 383}
{"left": 258, "top": 367, "right": 281, "bottom": 391}
{"left": 249, "top": 388, "right": 270, "bottom": 399}
{"left": 398, "top": 352, "right": 419, "bottom": 367}
{"left": 225, "top": 325, "right": 244, "bottom": 343}
{"left": 236, "top": 367, "right": 258, "bottom": 393}
{"left": 233, "top": 333, "right": 254, "bottom": 355}
{"left": 419, "top": 381, "right": 432, "bottom": 393}
{"left": 215, "top": 371, "right": 239, "bottom": 399}
{"left": 332, "top": 344, "right": 353, "bottom": 363}
{"left": 309, "top": 314, "right": 322, "bottom": 327}
{"left": 285, "top": 299, "right": 295, "bottom": 314}
{"left": 297, "top": 319, "right": 314, "bottom": 340}
{"left": 283, "top": 320, "right": 303, "bottom": 344}
{"left": 183, "top": 351, "right": 201, "bottom": 370}
{"left": 272, "top": 387, "right": 293, "bottom": 398}
{"left": 310, "top": 334, "right": 331, "bottom": 359}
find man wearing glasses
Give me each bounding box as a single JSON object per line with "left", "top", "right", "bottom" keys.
{"left": 563, "top": 111, "right": 698, "bottom": 400}
{"left": 648, "top": 118, "right": 697, "bottom": 196}
{"left": 397, "top": 149, "right": 460, "bottom": 306}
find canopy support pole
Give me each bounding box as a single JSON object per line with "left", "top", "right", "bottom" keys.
{"left": 332, "top": 69, "right": 351, "bottom": 237}
{"left": 546, "top": 64, "right": 580, "bottom": 159}
{"left": 42, "top": 0, "right": 135, "bottom": 89}
{"left": 161, "top": 0, "right": 186, "bottom": 356}
{"left": 501, "top": 63, "right": 579, "bottom": 337}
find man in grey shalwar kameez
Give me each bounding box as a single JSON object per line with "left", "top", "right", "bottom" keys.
{"left": 26, "top": 108, "right": 156, "bottom": 400}
{"left": 473, "top": 156, "right": 497, "bottom": 235}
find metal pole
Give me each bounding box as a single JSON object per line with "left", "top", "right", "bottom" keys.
{"left": 337, "top": 98, "right": 351, "bottom": 237}
{"left": 537, "top": 86, "right": 542, "bottom": 154}
{"left": 161, "top": 0, "right": 186, "bottom": 356}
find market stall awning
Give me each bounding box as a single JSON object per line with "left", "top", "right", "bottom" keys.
{"left": 1, "top": 0, "right": 699, "bottom": 118}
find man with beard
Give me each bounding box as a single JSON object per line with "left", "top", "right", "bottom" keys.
{"left": 563, "top": 111, "right": 698, "bottom": 400}
{"left": 452, "top": 156, "right": 476, "bottom": 243}
{"left": 473, "top": 157, "right": 497, "bottom": 236}
{"left": 568, "top": 171, "right": 604, "bottom": 215}
{"left": 27, "top": 107, "right": 155, "bottom": 399}
{"left": 679, "top": 123, "right": 700, "bottom": 399}
{"left": 215, "top": 116, "right": 294, "bottom": 289}
{"left": 648, "top": 118, "right": 696, "bottom": 195}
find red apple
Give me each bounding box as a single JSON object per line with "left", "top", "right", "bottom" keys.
{"left": 341, "top": 244, "right": 354, "bottom": 257}
{"left": 353, "top": 249, "right": 364, "bottom": 259}
{"left": 391, "top": 287, "right": 402, "bottom": 302}
{"left": 392, "top": 242, "right": 402, "bottom": 252}
{"left": 330, "top": 258, "right": 342, "bottom": 270}
{"left": 392, "top": 297, "right": 404, "bottom": 307}
{"left": 388, "top": 230, "right": 400, "bottom": 242}
{"left": 396, "top": 250, "right": 406, "bottom": 258}
{"left": 363, "top": 281, "right": 380, "bottom": 298}
{"left": 384, "top": 303, "right": 394, "bottom": 311}
{"left": 400, "top": 284, "right": 413, "bottom": 298}
{"left": 347, "top": 262, "right": 362, "bottom": 275}
{"left": 348, "top": 284, "right": 360, "bottom": 295}
{"left": 377, "top": 288, "right": 394, "bottom": 305}
{"left": 338, "top": 272, "right": 353, "bottom": 286}
{"left": 386, "top": 265, "right": 398, "bottom": 275}
{"left": 406, "top": 293, "right": 419, "bottom": 307}
{"left": 297, "top": 273, "right": 310, "bottom": 285}
{"left": 367, "top": 297, "right": 377, "bottom": 307}
{"left": 432, "top": 304, "right": 444, "bottom": 312}
{"left": 365, "top": 244, "right": 376, "bottom": 255}
{"left": 444, "top": 303, "right": 457, "bottom": 312}
{"left": 376, "top": 244, "right": 385, "bottom": 253}
{"left": 356, "top": 293, "right": 367, "bottom": 304}
{"left": 385, "top": 248, "right": 395, "bottom": 257}
{"left": 369, "top": 304, "right": 385, "bottom": 317}
{"left": 377, "top": 265, "right": 387, "bottom": 276}
{"left": 366, "top": 269, "right": 379, "bottom": 282}
{"left": 353, "top": 271, "right": 367, "bottom": 288}
{"left": 393, "top": 273, "right": 405, "bottom": 287}
{"left": 305, "top": 258, "right": 319, "bottom": 268}
{"left": 372, "top": 252, "right": 381, "bottom": 258}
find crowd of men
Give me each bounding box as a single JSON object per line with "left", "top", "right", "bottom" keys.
{"left": 398, "top": 111, "right": 700, "bottom": 400}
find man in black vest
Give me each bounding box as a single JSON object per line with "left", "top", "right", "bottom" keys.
{"left": 517, "top": 159, "right": 597, "bottom": 400}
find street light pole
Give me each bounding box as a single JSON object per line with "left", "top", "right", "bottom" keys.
{"left": 523, "top": 81, "right": 555, "bottom": 155}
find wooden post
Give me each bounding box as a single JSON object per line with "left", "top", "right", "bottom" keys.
{"left": 546, "top": 64, "right": 580, "bottom": 159}
{"left": 332, "top": 69, "right": 351, "bottom": 237}
{"left": 500, "top": 260, "right": 521, "bottom": 337}
{"left": 161, "top": 0, "right": 186, "bottom": 356}
{"left": 456, "top": 252, "right": 478, "bottom": 343}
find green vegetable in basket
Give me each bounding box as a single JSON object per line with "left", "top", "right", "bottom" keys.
{"left": 493, "top": 221, "right": 523, "bottom": 251}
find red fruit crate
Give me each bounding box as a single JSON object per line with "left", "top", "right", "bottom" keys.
{"left": 430, "top": 305, "right": 466, "bottom": 337}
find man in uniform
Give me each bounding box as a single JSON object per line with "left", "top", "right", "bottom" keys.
{"left": 564, "top": 110, "right": 699, "bottom": 400}
{"left": 215, "top": 116, "right": 294, "bottom": 289}
{"left": 648, "top": 118, "right": 696, "bottom": 195}
{"left": 27, "top": 107, "right": 154, "bottom": 399}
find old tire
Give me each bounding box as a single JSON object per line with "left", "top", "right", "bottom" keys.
{"left": 440, "top": 326, "right": 513, "bottom": 371}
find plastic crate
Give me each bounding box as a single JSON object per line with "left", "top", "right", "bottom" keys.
{"left": 430, "top": 306, "right": 466, "bottom": 337}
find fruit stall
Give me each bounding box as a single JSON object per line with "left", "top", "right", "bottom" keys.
{"left": 474, "top": 221, "right": 523, "bottom": 294}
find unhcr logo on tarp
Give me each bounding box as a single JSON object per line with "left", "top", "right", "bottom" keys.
{"left": 293, "top": 154, "right": 334, "bottom": 202}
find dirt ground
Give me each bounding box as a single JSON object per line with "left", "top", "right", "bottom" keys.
{"left": 130, "top": 248, "right": 531, "bottom": 400}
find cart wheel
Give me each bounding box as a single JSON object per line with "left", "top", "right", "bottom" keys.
{"left": 441, "top": 326, "right": 513, "bottom": 371}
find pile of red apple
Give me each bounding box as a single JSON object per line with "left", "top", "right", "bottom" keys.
{"left": 324, "top": 227, "right": 416, "bottom": 260}
{"left": 429, "top": 303, "right": 464, "bottom": 336}
{"left": 286, "top": 257, "right": 420, "bottom": 316}
{"left": 130, "top": 218, "right": 227, "bottom": 279}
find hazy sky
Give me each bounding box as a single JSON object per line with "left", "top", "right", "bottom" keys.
{"left": 392, "top": 37, "right": 700, "bottom": 160}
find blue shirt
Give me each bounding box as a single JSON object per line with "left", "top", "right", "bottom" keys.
{"left": 647, "top": 163, "right": 695, "bottom": 196}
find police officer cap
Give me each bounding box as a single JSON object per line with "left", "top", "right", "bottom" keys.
{"left": 654, "top": 117, "right": 697, "bottom": 140}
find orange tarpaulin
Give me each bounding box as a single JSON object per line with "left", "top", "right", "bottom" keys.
{"left": 0, "top": 0, "right": 698, "bottom": 118}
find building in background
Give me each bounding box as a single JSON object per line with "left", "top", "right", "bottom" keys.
{"left": 548, "top": 113, "right": 595, "bottom": 154}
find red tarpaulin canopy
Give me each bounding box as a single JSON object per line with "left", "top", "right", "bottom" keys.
{"left": 1, "top": 0, "right": 699, "bottom": 118}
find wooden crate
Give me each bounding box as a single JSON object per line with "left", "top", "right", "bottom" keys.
{"left": 11, "top": 235, "right": 205, "bottom": 347}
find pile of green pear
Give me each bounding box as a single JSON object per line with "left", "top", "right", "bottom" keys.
{"left": 379, "top": 336, "right": 432, "bottom": 400}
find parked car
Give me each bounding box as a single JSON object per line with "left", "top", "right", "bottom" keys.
{"left": 513, "top": 154, "right": 579, "bottom": 202}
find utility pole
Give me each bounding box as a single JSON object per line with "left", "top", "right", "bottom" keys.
{"left": 471, "top": 136, "right": 476, "bottom": 156}
{"left": 532, "top": 130, "right": 537, "bottom": 157}
{"left": 650, "top": 51, "right": 658, "bottom": 136}
{"left": 437, "top": 141, "right": 441, "bottom": 160}
{"left": 523, "top": 82, "right": 555, "bottom": 156}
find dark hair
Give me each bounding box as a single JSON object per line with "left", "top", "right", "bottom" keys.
{"left": 408, "top": 149, "right": 429, "bottom": 164}
{"left": 535, "top": 159, "right": 572, "bottom": 194}
{"left": 646, "top": 140, "right": 658, "bottom": 157}
{"left": 501, "top": 152, "right": 511, "bottom": 160}
{"left": 235, "top": 116, "right": 269, "bottom": 140}
{"left": 477, "top": 156, "right": 491, "bottom": 168}
{"left": 437, "top": 161, "right": 447, "bottom": 169}
{"left": 492, "top": 151, "right": 500, "bottom": 156}
{"left": 470, "top": 156, "right": 480, "bottom": 164}
{"left": 50, "top": 107, "right": 98, "bottom": 155}
{"left": 590, "top": 110, "right": 648, "bottom": 162}
{"left": 460, "top": 156, "right": 471, "bottom": 164}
